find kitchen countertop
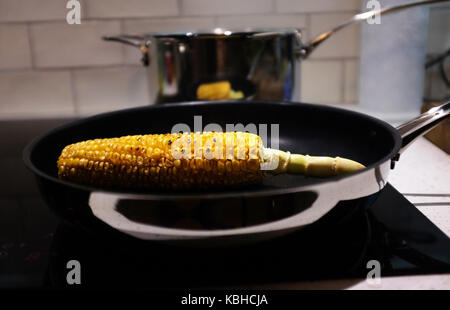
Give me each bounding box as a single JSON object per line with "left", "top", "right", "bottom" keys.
{"left": 251, "top": 137, "right": 450, "bottom": 290}
{"left": 389, "top": 138, "right": 450, "bottom": 237}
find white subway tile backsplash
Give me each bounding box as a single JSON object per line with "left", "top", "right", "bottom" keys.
{"left": 73, "top": 66, "right": 149, "bottom": 115}
{"left": 0, "top": 24, "right": 32, "bottom": 70}
{"left": 181, "top": 0, "right": 273, "bottom": 16}
{"left": 430, "top": 1, "right": 450, "bottom": 8}
{"left": 309, "top": 13, "right": 360, "bottom": 59}
{"left": 122, "top": 17, "right": 215, "bottom": 64}
{"left": 86, "top": 0, "right": 178, "bottom": 19}
{"left": 427, "top": 8, "right": 450, "bottom": 54}
{"left": 0, "top": 71, "right": 73, "bottom": 117}
{"left": 216, "top": 14, "right": 306, "bottom": 30}
{"left": 300, "top": 60, "right": 342, "bottom": 104}
{"left": 123, "top": 17, "right": 215, "bottom": 34}
{"left": 344, "top": 59, "right": 358, "bottom": 103}
{"left": 0, "top": 0, "right": 447, "bottom": 121}
{"left": 0, "top": 0, "right": 69, "bottom": 22}
{"left": 30, "top": 21, "right": 123, "bottom": 68}
{"left": 276, "top": 0, "right": 359, "bottom": 13}
{"left": 428, "top": 59, "right": 450, "bottom": 101}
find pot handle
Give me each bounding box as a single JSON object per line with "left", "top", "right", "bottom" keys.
{"left": 392, "top": 101, "right": 449, "bottom": 165}
{"left": 102, "top": 35, "right": 151, "bottom": 66}
{"left": 297, "top": 0, "right": 449, "bottom": 59}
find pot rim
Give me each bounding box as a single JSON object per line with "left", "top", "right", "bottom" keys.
{"left": 140, "top": 27, "right": 302, "bottom": 39}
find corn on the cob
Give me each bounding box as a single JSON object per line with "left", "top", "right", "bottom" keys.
{"left": 57, "top": 131, "right": 365, "bottom": 190}
{"left": 196, "top": 81, "right": 231, "bottom": 100}
{"left": 58, "top": 132, "right": 264, "bottom": 189}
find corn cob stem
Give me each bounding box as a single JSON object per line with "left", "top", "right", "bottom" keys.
{"left": 264, "top": 149, "right": 365, "bottom": 177}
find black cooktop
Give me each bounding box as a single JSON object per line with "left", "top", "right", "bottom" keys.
{"left": 1, "top": 183, "right": 449, "bottom": 289}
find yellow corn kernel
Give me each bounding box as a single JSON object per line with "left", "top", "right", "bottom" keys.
{"left": 57, "top": 132, "right": 263, "bottom": 189}
{"left": 196, "top": 81, "right": 231, "bottom": 100}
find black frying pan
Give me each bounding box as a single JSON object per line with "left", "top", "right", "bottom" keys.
{"left": 23, "top": 101, "right": 449, "bottom": 245}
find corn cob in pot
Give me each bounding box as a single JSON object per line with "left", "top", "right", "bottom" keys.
{"left": 57, "top": 132, "right": 365, "bottom": 190}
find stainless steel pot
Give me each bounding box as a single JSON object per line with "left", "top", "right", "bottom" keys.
{"left": 103, "top": 0, "right": 447, "bottom": 104}
{"left": 105, "top": 29, "right": 304, "bottom": 103}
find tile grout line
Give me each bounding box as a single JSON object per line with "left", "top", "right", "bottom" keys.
{"left": 119, "top": 19, "right": 127, "bottom": 65}
{"left": 82, "top": 0, "right": 89, "bottom": 21}
{"left": 271, "top": 0, "right": 277, "bottom": 13}
{"left": 69, "top": 69, "right": 79, "bottom": 115}
{"left": 0, "top": 63, "right": 143, "bottom": 73}
{"left": 305, "top": 13, "right": 311, "bottom": 42}
{"left": 354, "top": 58, "right": 360, "bottom": 105}
{"left": 25, "top": 22, "right": 36, "bottom": 70}
{"left": 341, "top": 59, "right": 347, "bottom": 104}
{"left": 177, "top": 0, "right": 183, "bottom": 16}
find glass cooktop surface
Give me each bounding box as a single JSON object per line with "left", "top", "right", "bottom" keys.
{"left": 1, "top": 183, "right": 449, "bottom": 288}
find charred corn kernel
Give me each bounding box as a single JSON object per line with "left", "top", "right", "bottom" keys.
{"left": 57, "top": 132, "right": 264, "bottom": 190}
{"left": 196, "top": 81, "right": 231, "bottom": 100}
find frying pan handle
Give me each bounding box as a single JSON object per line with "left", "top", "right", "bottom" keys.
{"left": 396, "top": 101, "right": 450, "bottom": 156}
{"left": 102, "top": 35, "right": 151, "bottom": 66}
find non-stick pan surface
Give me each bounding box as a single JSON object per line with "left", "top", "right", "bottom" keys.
{"left": 25, "top": 101, "right": 400, "bottom": 198}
